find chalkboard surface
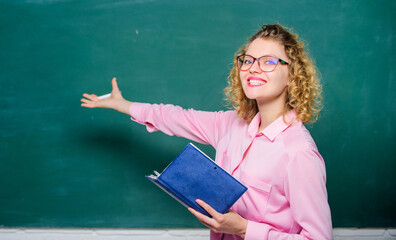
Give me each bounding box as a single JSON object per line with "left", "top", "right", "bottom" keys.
{"left": 0, "top": 0, "right": 395, "bottom": 228}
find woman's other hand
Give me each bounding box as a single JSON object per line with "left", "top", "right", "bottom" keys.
{"left": 188, "top": 199, "right": 248, "bottom": 238}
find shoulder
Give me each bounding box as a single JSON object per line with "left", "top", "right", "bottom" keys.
{"left": 281, "top": 121, "right": 319, "bottom": 153}
{"left": 280, "top": 121, "right": 325, "bottom": 167}
{"left": 215, "top": 109, "right": 244, "bottom": 131}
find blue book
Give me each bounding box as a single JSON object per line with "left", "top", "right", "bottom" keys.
{"left": 146, "top": 143, "right": 248, "bottom": 217}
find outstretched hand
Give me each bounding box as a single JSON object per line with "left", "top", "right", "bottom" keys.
{"left": 81, "top": 77, "right": 123, "bottom": 109}
{"left": 188, "top": 199, "right": 247, "bottom": 238}
{"left": 81, "top": 77, "right": 132, "bottom": 114}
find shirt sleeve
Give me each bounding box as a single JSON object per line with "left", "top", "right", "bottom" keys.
{"left": 129, "top": 102, "right": 234, "bottom": 148}
{"left": 245, "top": 149, "right": 333, "bottom": 240}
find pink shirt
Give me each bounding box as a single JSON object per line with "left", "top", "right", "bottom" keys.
{"left": 129, "top": 103, "right": 333, "bottom": 240}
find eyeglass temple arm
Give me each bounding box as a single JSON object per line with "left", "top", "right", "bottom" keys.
{"left": 279, "top": 59, "right": 289, "bottom": 65}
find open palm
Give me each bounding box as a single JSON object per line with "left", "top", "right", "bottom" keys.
{"left": 81, "top": 77, "right": 124, "bottom": 109}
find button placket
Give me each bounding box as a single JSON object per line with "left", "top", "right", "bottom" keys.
{"left": 231, "top": 132, "right": 264, "bottom": 176}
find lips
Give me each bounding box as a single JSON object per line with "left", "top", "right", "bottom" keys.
{"left": 247, "top": 77, "right": 267, "bottom": 87}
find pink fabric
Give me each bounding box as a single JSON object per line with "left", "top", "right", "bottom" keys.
{"left": 130, "top": 103, "right": 333, "bottom": 240}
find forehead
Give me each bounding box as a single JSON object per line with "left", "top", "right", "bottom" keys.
{"left": 245, "top": 38, "right": 288, "bottom": 60}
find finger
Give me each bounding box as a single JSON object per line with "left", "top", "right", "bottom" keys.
{"left": 82, "top": 93, "right": 97, "bottom": 101}
{"left": 199, "top": 220, "right": 213, "bottom": 230}
{"left": 80, "top": 98, "right": 98, "bottom": 106}
{"left": 80, "top": 99, "right": 96, "bottom": 107}
{"left": 188, "top": 207, "right": 217, "bottom": 227}
{"left": 81, "top": 103, "right": 95, "bottom": 108}
{"left": 196, "top": 199, "right": 223, "bottom": 220}
{"left": 188, "top": 207, "right": 208, "bottom": 218}
{"left": 188, "top": 208, "right": 211, "bottom": 227}
{"left": 90, "top": 94, "right": 99, "bottom": 100}
{"left": 111, "top": 77, "right": 119, "bottom": 92}
{"left": 81, "top": 98, "right": 91, "bottom": 104}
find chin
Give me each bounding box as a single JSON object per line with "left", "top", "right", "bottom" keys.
{"left": 243, "top": 91, "right": 264, "bottom": 101}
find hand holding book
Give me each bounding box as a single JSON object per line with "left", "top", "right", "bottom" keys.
{"left": 188, "top": 199, "right": 248, "bottom": 238}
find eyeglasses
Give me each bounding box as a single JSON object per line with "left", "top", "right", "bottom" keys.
{"left": 236, "top": 54, "right": 289, "bottom": 72}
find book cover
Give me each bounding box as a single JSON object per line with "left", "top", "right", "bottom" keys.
{"left": 146, "top": 143, "right": 247, "bottom": 217}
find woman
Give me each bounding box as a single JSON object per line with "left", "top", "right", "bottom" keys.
{"left": 81, "top": 24, "right": 333, "bottom": 240}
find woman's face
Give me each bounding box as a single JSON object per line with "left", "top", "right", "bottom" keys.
{"left": 240, "top": 38, "right": 290, "bottom": 107}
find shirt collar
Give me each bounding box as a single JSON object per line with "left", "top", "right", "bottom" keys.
{"left": 248, "top": 110, "right": 297, "bottom": 141}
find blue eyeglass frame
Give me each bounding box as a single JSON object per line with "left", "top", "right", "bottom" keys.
{"left": 236, "top": 54, "right": 289, "bottom": 72}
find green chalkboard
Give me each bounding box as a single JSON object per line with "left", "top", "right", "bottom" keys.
{"left": 0, "top": 0, "right": 395, "bottom": 228}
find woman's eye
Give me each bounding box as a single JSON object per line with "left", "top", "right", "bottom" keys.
{"left": 264, "top": 59, "right": 277, "bottom": 65}
{"left": 244, "top": 60, "right": 253, "bottom": 64}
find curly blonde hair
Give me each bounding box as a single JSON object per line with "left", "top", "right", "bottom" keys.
{"left": 224, "top": 24, "right": 323, "bottom": 124}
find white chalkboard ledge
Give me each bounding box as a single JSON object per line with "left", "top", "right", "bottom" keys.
{"left": 0, "top": 228, "right": 395, "bottom": 240}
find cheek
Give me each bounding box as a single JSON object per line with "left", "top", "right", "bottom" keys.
{"left": 282, "top": 75, "right": 290, "bottom": 87}
{"left": 284, "top": 71, "right": 290, "bottom": 86}
{"left": 239, "top": 71, "right": 247, "bottom": 81}
{"left": 273, "top": 70, "right": 289, "bottom": 87}
{"left": 239, "top": 72, "right": 248, "bottom": 89}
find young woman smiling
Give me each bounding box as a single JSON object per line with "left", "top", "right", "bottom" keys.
{"left": 82, "top": 24, "right": 333, "bottom": 240}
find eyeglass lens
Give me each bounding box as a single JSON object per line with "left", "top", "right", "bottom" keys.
{"left": 237, "top": 55, "right": 279, "bottom": 72}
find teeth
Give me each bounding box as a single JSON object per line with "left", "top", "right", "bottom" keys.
{"left": 249, "top": 79, "right": 265, "bottom": 85}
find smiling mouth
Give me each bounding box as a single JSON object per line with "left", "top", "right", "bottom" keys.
{"left": 248, "top": 78, "right": 267, "bottom": 87}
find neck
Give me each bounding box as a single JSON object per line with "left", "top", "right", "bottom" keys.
{"left": 256, "top": 93, "right": 287, "bottom": 132}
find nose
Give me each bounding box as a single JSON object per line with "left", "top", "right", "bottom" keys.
{"left": 249, "top": 59, "right": 262, "bottom": 73}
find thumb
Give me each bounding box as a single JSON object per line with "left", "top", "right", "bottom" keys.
{"left": 111, "top": 77, "right": 119, "bottom": 92}
{"left": 111, "top": 77, "right": 123, "bottom": 98}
